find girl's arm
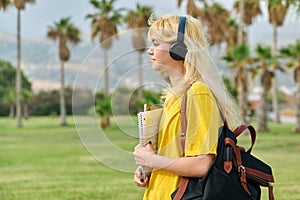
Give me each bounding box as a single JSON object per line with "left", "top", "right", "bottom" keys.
{"left": 134, "top": 144, "right": 214, "bottom": 178}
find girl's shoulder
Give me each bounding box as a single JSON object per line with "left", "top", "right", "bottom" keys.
{"left": 189, "top": 82, "right": 211, "bottom": 96}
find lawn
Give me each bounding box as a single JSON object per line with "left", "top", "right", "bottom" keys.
{"left": 0, "top": 116, "right": 299, "bottom": 200}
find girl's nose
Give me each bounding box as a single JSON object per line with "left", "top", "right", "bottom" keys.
{"left": 148, "top": 47, "right": 153, "bottom": 55}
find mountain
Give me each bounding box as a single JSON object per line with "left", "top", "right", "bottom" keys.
{"left": 0, "top": 29, "right": 167, "bottom": 93}
{"left": 0, "top": 27, "right": 297, "bottom": 94}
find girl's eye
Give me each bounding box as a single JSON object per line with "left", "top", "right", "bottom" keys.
{"left": 151, "top": 39, "right": 159, "bottom": 47}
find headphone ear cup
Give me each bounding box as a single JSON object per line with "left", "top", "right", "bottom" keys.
{"left": 169, "top": 42, "right": 187, "bottom": 61}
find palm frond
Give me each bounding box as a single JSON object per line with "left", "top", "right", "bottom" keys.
{"left": 13, "top": 0, "right": 35, "bottom": 10}
{"left": 90, "top": 0, "right": 100, "bottom": 8}
{"left": 0, "top": 0, "right": 11, "bottom": 11}
{"left": 255, "top": 44, "right": 272, "bottom": 59}
{"left": 177, "top": 0, "right": 183, "bottom": 8}
{"left": 46, "top": 27, "right": 59, "bottom": 41}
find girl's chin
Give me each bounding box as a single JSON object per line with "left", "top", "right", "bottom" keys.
{"left": 152, "top": 64, "right": 162, "bottom": 71}
{"left": 152, "top": 63, "right": 167, "bottom": 71}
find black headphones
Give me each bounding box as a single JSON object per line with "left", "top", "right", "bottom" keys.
{"left": 169, "top": 16, "right": 187, "bottom": 61}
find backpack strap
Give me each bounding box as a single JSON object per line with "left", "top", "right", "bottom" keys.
{"left": 176, "top": 84, "right": 222, "bottom": 200}
{"left": 180, "top": 87, "right": 189, "bottom": 152}
{"left": 233, "top": 125, "right": 256, "bottom": 153}
{"left": 173, "top": 86, "right": 191, "bottom": 200}
{"left": 224, "top": 135, "right": 275, "bottom": 200}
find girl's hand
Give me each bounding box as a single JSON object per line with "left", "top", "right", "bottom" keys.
{"left": 133, "top": 144, "right": 155, "bottom": 167}
{"left": 133, "top": 166, "right": 150, "bottom": 187}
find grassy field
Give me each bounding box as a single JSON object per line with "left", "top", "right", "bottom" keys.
{"left": 0, "top": 116, "right": 299, "bottom": 200}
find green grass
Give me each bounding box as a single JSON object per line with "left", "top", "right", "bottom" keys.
{"left": 0, "top": 116, "right": 299, "bottom": 199}
{"left": 0, "top": 116, "right": 144, "bottom": 200}
{"left": 237, "top": 122, "right": 300, "bottom": 200}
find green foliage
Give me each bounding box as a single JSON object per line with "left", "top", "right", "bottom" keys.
{"left": 124, "top": 3, "right": 153, "bottom": 28}
{"left": 0, "top": 59, "right": 32, "bottom": 116}
{"left": 0, "top": 59, "right": 31, "bottom": 92}
{"left": 267, "top": 90, "right": 287, "bottom": 104}
{"left": 139, "top": 90, "right": 161, "bottom": 106}
{"left": 222, "top": 76, "right": 238, "bottom": 100}
{"left": 224, "top": 43, "right": 250, "bottom": 63}
{"left": 86, "top": 0, "right": 124, "bottom": 42}
{"left": 95, "top": 92, "right": 112, "bottom": 117}
{"left": 280, "top": 40, "right": 300, "bottom": 60}
{"left": 94, "top": 87, "right": 172, "bottom": 117}
{"left": 29, "top": 87, "right": 74, "bottom": 116}
{"left": 255, "top": 44, "right": 272, "bottom": 59}
{"left": 0, "top": 0, "right": 10, "bottom": 11}
{"left": 47, "top": 17, "right": 81, "bottom": 44}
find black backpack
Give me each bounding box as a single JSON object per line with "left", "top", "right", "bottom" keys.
{"left": 171, "top": 90, "right": 275, "bottom": 200}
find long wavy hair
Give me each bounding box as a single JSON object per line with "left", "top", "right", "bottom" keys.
{"left": 148, "top": 14, "right": 241, "bottom": 129}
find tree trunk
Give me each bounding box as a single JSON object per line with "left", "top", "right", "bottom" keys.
{"left": 23, "top": 103, "right": 29, "bottom": 120}
{"left": 293, "top": 73, "right": 300, "bottom": 133}
{"left": 238, "top": 77, "right": 247, "bottom": 124}
{"left": 271, "top": 22, "right": 281, "bottom": 123}
{"left": 216, "top": 43, "right": 222, "bottom": 65}
{"left": 9, "top": 104, "right": 15, "bottom": 118}
{"left": 238, "top": 0, "right": 245, "bottom": 44}
{"left": 104, "top": 49, "right": 109, "bottom": 97}
{"left": 16, "top": 9, "right": 22, "bottom": 127}
{"left": 258, "top": 85, "right": 269, "bottom": 132}
{"left": 60, "top": 61, "right": 67, "bottom": 126}
{"left": 103, "top": 49, "right": 110, "bottom": 127}
{"left": 138, "top": 52, "right": 143, "bottom": 100}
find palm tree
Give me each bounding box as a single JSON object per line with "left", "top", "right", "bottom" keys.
{"left": 178, "top": 1, "right": 230, "bottom": 62}
{"left": 267, "top": 0, "right": 292, "bottom": 123}
{"left": 177, "top": 0, "right": 201, "bottom": 18}
{"left": 280, "top": 40, "right": 300, "bottom": 133}
{"left": 0, "top": 0, "right": 10, "bottom": 10}
{"left": 47, "top": 17, "right": 81, "bottom": 126}
{"left": 124, "top": 3, "right": 152, "bottom": 100}
{"left": 22, "top": 89, "right": 32, "bottom": 119}
{"left": 224, "top": 18, "right": 239, "bottom": 54}
{"left": 86, "top": 0, "right": 123, "bottom": 97}
{"left": 224, "top": 44, "right": 253, "bottom": 124}
{"left": 235, "top": 0, "right": 245, "bottom": 44}
{"left": 234, "top": 0, "right": 261, "bottom": 44}
{"left": 252, "top": 45, "right": 284, "bottom": 132}
{"left": 12, "top": 0, "right": 35, "bottom": 127}
{"left": 3, "top": 88, "right": 16, "bottom": 118}
{"left": 200, "top": 3, "right": 230, "bottom": 56}
{"left": 95, "top": 92, "right": 112, "bottom": 128}
{"left": 179, "top": 1, "right": 229, "bottom": 46}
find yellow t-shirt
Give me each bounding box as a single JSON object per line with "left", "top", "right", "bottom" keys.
{"left": 143, "top": 83, "right": 222, "bottom": 200}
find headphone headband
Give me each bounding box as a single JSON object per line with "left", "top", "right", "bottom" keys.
{"left": 177, "top": 16, "right": 186, "bottom": 43}
{"left": 169, "top": 16, "right": 187, "bottom": 61}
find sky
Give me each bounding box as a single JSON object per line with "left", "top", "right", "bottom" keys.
{"left": 0, "top": 0, "right": 299, "bottom": 44}
{"left": 0, "top": 0, "right": 299, "bottom": 93}
{"left": 0, "top": 0, "right": 187, "bottom": 40}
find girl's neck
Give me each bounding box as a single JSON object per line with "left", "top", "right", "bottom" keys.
{"left": 167, "top": 63, "right": 185, "bottom": 87}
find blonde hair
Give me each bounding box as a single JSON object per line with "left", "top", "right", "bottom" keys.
{"left": 148, "top": 14, "right": 241, "bottom": 129}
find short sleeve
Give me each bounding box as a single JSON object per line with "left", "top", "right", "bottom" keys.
{"left": 184, "top": 84, "right": 222, "bottom": 156}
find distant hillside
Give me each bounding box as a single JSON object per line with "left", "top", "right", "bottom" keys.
{"left": 0, "top": 29, "right": 168, "bottom": 92}
{"left": 0, "top": 27, "right": 297, "bottom": 94}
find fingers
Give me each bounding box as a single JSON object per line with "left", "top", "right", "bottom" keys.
{"left": 134, "top": 143, "right": 155, "bottom": 167}
{"left": 135, "top": 144, "right": 153, "bottom": 153}
{"left": 145, "top": 143, "right": 154, "bottom": 151}
{"left": 134, "top": 168, "right": 149, "bottom": 187}
{"left": 134, "top": 167, "right": 148, "bottom": 187}
{"left": 134, "top": 144, "right": 141, "bottom": 150}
